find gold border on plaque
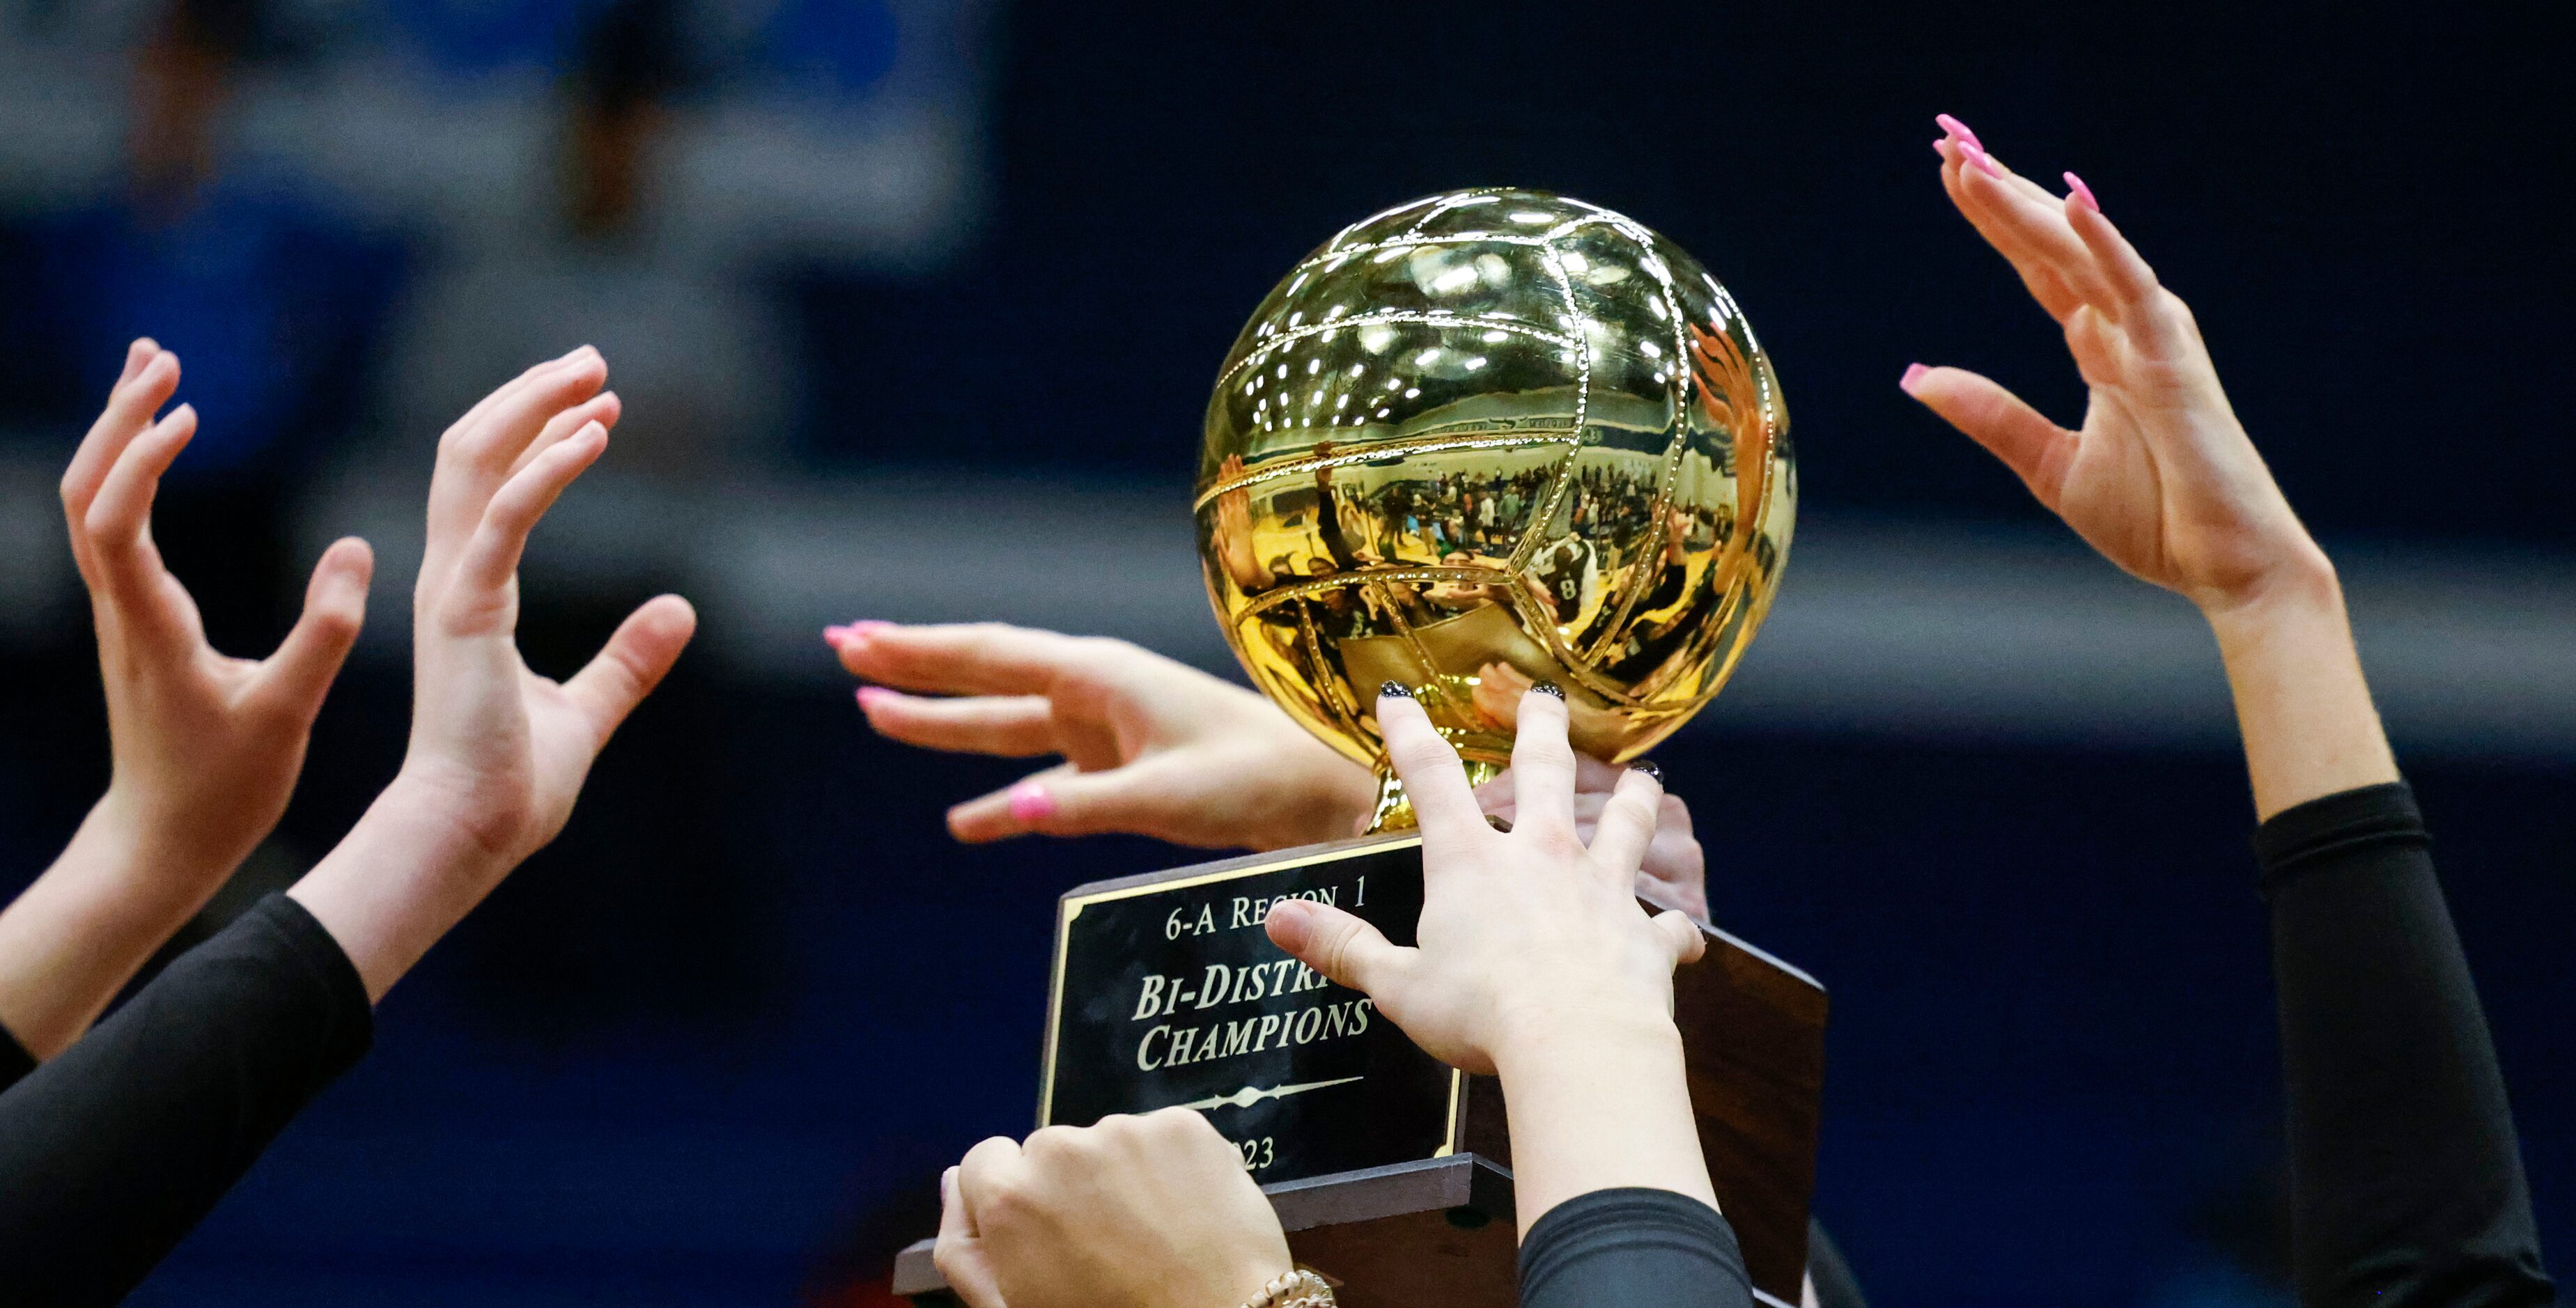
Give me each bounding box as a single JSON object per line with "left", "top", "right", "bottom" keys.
{"left": 1034, "top": 834, "right": 1466, "bottom": 1167}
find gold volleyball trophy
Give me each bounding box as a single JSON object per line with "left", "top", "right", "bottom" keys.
{"left": 897, "top": 190, "right": 1826, "bottom": 1308}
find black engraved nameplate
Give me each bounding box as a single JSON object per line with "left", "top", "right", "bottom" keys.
{"left": 1039, "top": 834, "right": 1457, "bottom": 1184}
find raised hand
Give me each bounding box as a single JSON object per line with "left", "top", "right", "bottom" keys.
{"left": 1904, "top": 115, "right": 2329, "bottom": 616}
{"left": 935, "top": 1107, "right": 1292, "bottom": 1308}
{"left": 288, "top": 347, "right": 696, "bottom": 998}
{"left": 68, "top": 339, "right": 373, "bottom": 877}
{"left": 1475, "top": 754, "right": 1707, "bottom": 921}
{"left": 0, "top": 339, "right": 372, "bottom": 1058}
{"left": 1905, "top": 116, "right": 2395, "bottom": 818}
{"left": 1264, "top": 684, "right": 1701, "bottom": 1076}
{"left": 830, "top": 623, "right": 1376, "bottom": 851}
{"left": 1265, "top": 683, "right": 1716, "bottom": 1231}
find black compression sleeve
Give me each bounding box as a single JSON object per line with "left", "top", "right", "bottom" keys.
{"left": 1519, "top": 1187, "right": 1755, "bottom": 1308}
{"left": 2258, "top": 782, "right": 2553, "bottom": 1308}
{"left": 0, "top": 893, "right": 373, "bottom": 1305}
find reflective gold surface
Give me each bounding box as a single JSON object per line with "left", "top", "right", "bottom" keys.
{"left": 1196, "top": 189, "right": 1794, "bottom": 815}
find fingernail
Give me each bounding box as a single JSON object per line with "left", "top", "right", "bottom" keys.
{"left": 1379, "top": 680, "right": 1413, "bottom": 699}
{"left": 1931, "top": 139, "right": 1950, "bottom": 158}
{"left": 846, "top": 619, "right": 893, "bottom": 638}
{"left": 856, "top": 686, "right": 896, "bottom": 710}
{"left": 824, "top": 625, "right": 848, "bottom": 643}
{"left": 1934, "top": 113, "right": 1983, "bottom": 152}
{"left": 1961, "top": 141, "right": 2002, "bottom": 178}
{"left": 1530, "top": 681, "right": 1565, "bottom": 700}
{"left": 2063, "top": 171, "right": 2100, "bottom": 213}
{"left": 1900, "top": 362, "right": 1930, "bottom": 395}
{"left": 1008, "top": 780, "right": 1057, "bottom": 823}
{"left": 1631, "top": 758, "right": 1664, "bottom": 784}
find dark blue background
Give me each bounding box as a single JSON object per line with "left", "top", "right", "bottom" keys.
{"left": 0, "top": 1, "right": 2567, "bottom": 1304}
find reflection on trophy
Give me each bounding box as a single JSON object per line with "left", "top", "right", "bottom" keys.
{"left": 899, "top": 190, "right": 1823, "bottom": 1308}
{"left": 1195, "top": 187, "right": 1795, "bottom": 828}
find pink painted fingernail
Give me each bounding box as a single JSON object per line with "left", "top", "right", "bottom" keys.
{"left": 855, "top": 685, "right": 897, "bottom": 710}
{"left": 1900, "top": 363, "right": 1930, "bottom": 394}
{"left": 1961, "top": 141, "right": 2002, "bottom": 178}
{"left": 1935, "top": 114, "right": 1983, "bottom": 152}
{"left": 2063, "top": 171, "right": 2100, "bottom": 213}
{"left": 1008, "top": 781, "right": 1057, "bottom": 823}
{"left": 823, "top": 625, "right": 849, "bottom": 643}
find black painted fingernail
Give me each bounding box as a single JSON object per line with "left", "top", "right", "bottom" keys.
{"left": 1379, "top": 680, "right": 1413, "bottom": 699}
{"left": 1530, "top": 681, "right": 1565, "bottom": 700}
{"left": 1631, "top": 758, "right": 1663, "bottom": 784}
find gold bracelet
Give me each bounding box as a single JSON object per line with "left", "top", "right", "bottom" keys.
{"left": 1241, "top": 1268, "right": 1335, "bottom": 1308}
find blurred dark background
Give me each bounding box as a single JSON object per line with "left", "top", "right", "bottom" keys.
{"left": 0, "top": 1, "right": 2568, "bottom": 1305}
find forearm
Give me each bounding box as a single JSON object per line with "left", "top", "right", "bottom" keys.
{"left": 0, "top": 894, "right": 371, "bottom": 1303}
{"left": 0, "top": 793, "right": 231, "bottom": 1059}
{"left": 1494, "top": 1013, "right": 1718, "bottom": 1238}
{"left": 2201, "top": 553, "right": 2399, "bottom": 822}
{"left": 286, "top": 777, "right": 512, "bottom": 1003}
{"left": 2260, "top": 786, "right": 2553, "bottom": 1306}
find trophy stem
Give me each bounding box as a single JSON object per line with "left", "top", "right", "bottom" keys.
{"left": 1366, "top": 759, "right": 1505, "bottom": 834}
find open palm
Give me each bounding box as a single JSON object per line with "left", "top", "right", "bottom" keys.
{"left": 401, "top": 348, "right": 695, "bottom": 866}
{"left": 1904, "top": 121, "right": 2324, "bottom": 614}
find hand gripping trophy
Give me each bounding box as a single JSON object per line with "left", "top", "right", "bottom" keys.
{"left": 899, "top": 191, "right": 1826, "bottom": 1308}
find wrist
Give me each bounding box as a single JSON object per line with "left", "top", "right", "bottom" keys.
{"left": 76, "top": 786, "right": 238, "bottom": 912}
{"left": 286, "top": 775, "right": 520, "bottom": 1002}
{"left": 2193, "top": 535, "right": 2338, "bottom": 630}
{"left": 2191, "top": 545, "right": 2400, "bottom": 820}
{"left": 1491, "top": 1003, "right": 1684, "bottom": 1084}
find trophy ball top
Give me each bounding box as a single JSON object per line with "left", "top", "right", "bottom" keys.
{"left": 1194, "top": 187, "right": 1796, "bottom": 804}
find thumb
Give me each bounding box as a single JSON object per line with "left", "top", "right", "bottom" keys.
{"left": 1265, "top": 899, "right": 1409, "bottom": 999}
{"left": 1652, "top": 908, "right": 1707, "bottom": 968}
{"left": 934, "top": 1166, "right": 1008, "bottom": 1308}
{"left": 1900, "top": 363, "right": 2077, "bottom": 508}
{"left": 562, "top": 593, "right": 697, "bottom": 750}
{"left": 252, "top": 537, "right": 373, "bottom": 722}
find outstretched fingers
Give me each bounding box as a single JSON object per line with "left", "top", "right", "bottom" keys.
{"left": 561, "top": 594, "right": 697, "bottom": 752}
{"left": 2064, "top": 198, "right": 2193, "bottom": 359}
{"left": 1376, "top": 689, "right": 1482, "bottom": 836}
{"left": 835, "top": 621, "right": 1092, "bottom": 697}
{"left": 424, "top": 350, "right": 609, "bottom": 578}
{"left": 858, "top": 687, "right": 1057, "bottom": 757}
{"left": 1900, "top": 364, "right": 2078, "bottom": 506}
{"left": 945, "top": 758, "right": 1189, "bottom": 843}
{"left": 80, "top": 402, "right": 197, "bottom": 618}
{"left": 505, "top": 389, "right": 621, "bottom": 482}
{"left": 1506, "top": 685, "right": 1578, "bottom": 838}
{"left": 1939, "top": 138, "right": 2119, "bottom": 325}
{"left": 62, "top": 346, "right": 180, "bottom": 527}
{"left": 451, "top": 422, "right": 607, "bottom": 602}
{"left": 437, "top": 344, "right": 598, "bottom": 457}
{"left": 1265, "top": 898, "right": 1410, "bottom": 998}
{"left": 251, "top": 537, "right": 374, "bottom": 722}
{"left": 1585, "top": 765, "right": 1664, "bottom": 885}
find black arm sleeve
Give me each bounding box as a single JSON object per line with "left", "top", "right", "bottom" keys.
{"left": 2258, "top": 782, "right": 2553, "bottom": 1308}
{"left": 1519, "top": 1187, "right": 1755, "bottom": 1308}
{"left": 0, "top": 893, "right": 373, "bottom": 1306}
